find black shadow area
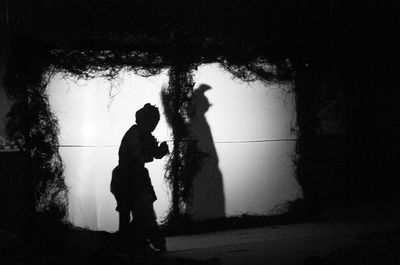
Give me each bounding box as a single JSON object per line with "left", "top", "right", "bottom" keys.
{"left": 187, "top": 84, "right": 225, "bottom": 220}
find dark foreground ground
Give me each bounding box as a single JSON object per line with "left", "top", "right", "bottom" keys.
{"left": 163, "top": 201, "right": 400, "bottom": 265}
{"left": 165, "top": 218, "right": 399, "bottom": 265}
{"left": 1, "top": 201, "right": 400, "bottom": 265}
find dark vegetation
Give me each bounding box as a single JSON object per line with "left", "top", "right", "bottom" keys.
{"left": 1, "top": 0, "right": 399, "bottom": 264}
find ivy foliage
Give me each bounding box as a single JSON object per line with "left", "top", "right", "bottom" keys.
{"left": 4, "top": 42, "right": 67, "bottom": 217}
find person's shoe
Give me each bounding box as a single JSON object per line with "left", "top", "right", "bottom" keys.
{"left": 157, "top": 244, "right": 167, "bottom": 253}
{"left": 150, "top": 242, "right": 167, "bottom": 253}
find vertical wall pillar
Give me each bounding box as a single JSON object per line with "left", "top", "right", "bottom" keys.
{"left": 293, "top": 58, "right": 321, "bottom": 211}
{"left": 163, "top": 63, "right": 195, "bottom": 222}
{"left": 3, "top": 40, "right": 67, "bottom": 237}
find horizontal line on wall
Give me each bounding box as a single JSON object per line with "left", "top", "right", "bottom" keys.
{"left": 58, "top": 138, "right": 298, "bottom": 147}
{"left": 0, "top": 139, "right": 298, "bottom": 149}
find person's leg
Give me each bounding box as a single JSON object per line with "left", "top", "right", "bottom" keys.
{"left": 132, "top": 191, "right": 166, "bottom": 251}
{"left": 146, "top": 210, "right": 166, "bottom": 251}
{"left": 115, "top": 209, "right": 133, "bottom": 249}
{"left": 119, "top": 210, "right": 130, "bottom": 233}
{"left": 140, "top": 192, "right": 166, "bottom": 251}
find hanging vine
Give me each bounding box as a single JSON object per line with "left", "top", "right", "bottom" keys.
{"left": 3, "top": 41, "right": 67, "bottom": 220}
{"left": 161, "top": 63, "right": 209, "bottom": 223}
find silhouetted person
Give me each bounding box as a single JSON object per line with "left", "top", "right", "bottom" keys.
{"left": 111, "top": 103, "right": 169, "bottom": 252}
{"left": 188, "top": 84, "right": 225, "bottom": 219}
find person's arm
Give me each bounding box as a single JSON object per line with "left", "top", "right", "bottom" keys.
{"left": 153, "top": 141, "right": 169, "bottom": 159}
{"left": 120, "top": 129, "right": 146, "bottom": 166}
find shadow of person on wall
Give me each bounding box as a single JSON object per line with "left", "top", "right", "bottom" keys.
{"left": 187, "top": 84, "right": 225, "bottom": 220}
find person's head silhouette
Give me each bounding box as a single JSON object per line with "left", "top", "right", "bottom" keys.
{"left": 136, "top": 103, "right": 160, "bottom": 132}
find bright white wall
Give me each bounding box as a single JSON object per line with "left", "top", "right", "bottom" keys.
{"left": 47, "top": 64, "right": 302, "bottom": 231}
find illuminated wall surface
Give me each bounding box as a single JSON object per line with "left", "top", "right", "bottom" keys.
{"left": 44, "top": 64, "right": 302, "bottom": 231}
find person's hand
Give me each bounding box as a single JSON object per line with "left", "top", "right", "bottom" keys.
{"left": 159, "top": 141, "right": 169, "bottom": 156}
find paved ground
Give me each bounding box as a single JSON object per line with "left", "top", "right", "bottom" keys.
{"left": 163, "top": 219, "right": 399, "bottom": 265}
